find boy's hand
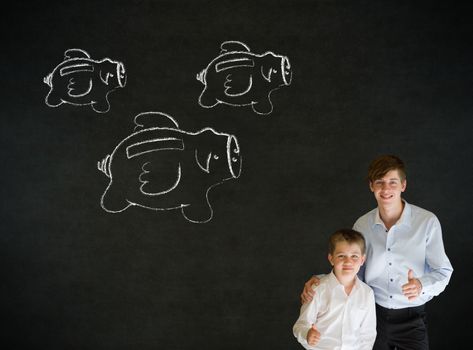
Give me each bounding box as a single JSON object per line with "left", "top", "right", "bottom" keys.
{"left": 300, "top": 276, "right": 320, "bottom": 304}
{"left": 402, "top": 269, "right": 423, "bottom": 301}
{"left": 307, "top": 324, "right": 321, "bottom": 346}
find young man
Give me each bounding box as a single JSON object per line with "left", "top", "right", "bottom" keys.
{"left": 293, "top": 229, "right": 376, "bottom": 350}
{"left": 300, "top": 155, "right": 453, "bottom": 350}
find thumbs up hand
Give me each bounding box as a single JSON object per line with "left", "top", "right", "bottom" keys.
{"left": 307, "top": 324, "right": 321, "bottom": 346}
{"left": 401, "top": 269, "right": 423, "bottom": 301}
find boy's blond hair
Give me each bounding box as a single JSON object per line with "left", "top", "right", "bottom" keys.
{"left": 329, "top": 228, "right": 366, "bottom": 255}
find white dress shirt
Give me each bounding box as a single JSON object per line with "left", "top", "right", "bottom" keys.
{"left": 353, "top": 200, "right": 453, "bottom": 309}
{"left": 293, "top": 271, "right": 377, "bottom": 350}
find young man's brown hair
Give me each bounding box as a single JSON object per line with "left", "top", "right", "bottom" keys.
{"left": 367, "top": 154, "right": 406, "bottom": 182}
{"left": 328, "top": 228, "right": 366, "bottom": 255}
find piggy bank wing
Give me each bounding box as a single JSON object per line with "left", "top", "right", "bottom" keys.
{"left": 223, "top": 71, "right": 253, "bottom": 97}
{"left": 67, "top": 76, "right": 93, "bottom": 98}
{"left": 220, "top": 41, "right": 251, "bottom": 54}
{"left": 52, "top": 61, "right": 95, "bottom": 98}
{"left": 134, "top": 111, "right": 179, "bottom": 132}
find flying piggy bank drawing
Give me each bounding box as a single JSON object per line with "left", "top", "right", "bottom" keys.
{"left": 44, "top": 48, "right": 126, "bottom": 113}
{"left": 196, "top": 41, "right": 292, "bottom": 115}
{"left": 97, "top": 112, "right": 242, "bottom": 223}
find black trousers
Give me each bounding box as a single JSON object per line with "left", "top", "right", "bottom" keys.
{"left": 373, "top": 304, "right": 429, "bottom": 350}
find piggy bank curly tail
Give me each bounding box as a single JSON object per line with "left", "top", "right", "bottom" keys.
{"left": 43, "top": 73, "right": 53, "bottom": 87}
{"left": 196, "top": 69, "right": 206, "bottom": 85}
{"left": 97, "top": 154, "right": 112, "bottom": 178}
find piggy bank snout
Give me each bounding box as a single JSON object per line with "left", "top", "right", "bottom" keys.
{"left": 227, "top": 135, "right": 242, "bottom": 179}
{"left": 281, "top": 56, "right": 292, "bottom": 86}
{"left": 117, "top": 62, "right": 126, "bottom": 87}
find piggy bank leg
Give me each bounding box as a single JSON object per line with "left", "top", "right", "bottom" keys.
{"left": 101, "top": 182, "right": 131, "bottom": 213}
{"left": 198, "top": 87, "right": 219, "bottom": 108}
{"left": 181, "top": 196, "right": 213, "bottom": 223}
{"left": 251, "top": 97, "right": 274, "bottom": 115}
{"left": 45, "top": 90, "right": 64, "bottom": 107}
{"left": 91, "top": 97, "right": 111, "bottom": 113}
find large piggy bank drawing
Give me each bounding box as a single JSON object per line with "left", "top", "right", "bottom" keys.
{"left": 44, "top": 48, "right": 126, "bottom": 113}
{"left": 97, "top": 112, "right": 242, "bottom": 223}
{"left": 196, "top": 41, "right": 292, "bottom": 115}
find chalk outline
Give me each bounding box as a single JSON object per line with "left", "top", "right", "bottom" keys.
{"left": 97, "top": 111, "right": 242, "bottom": 223}
{"left": 196, "top": 40, "right": 292, "bottom": 115}
{"left": 44, "top": 48, "right": 126, "bottom": 113}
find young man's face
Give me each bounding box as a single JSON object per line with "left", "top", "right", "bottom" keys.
{"left": 328, "top": 241, "right": 365, "bottom": 280}
{"left": 369, "top": 169, "right": 406, "bottom": 207}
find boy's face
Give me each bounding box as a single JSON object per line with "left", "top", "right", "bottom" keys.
{"left": 328, "top": 241, "right": 365, "bottom": 280}
{"left": 369, "top": 169, "right": 406, "bottom": 207}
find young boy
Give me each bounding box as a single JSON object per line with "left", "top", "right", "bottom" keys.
{"left": 293, "top": 229, "right": 376, "bottom": 350}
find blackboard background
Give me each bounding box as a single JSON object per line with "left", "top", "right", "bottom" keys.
{"left": 2, "top": 1, "right": 472, "bottom": 349}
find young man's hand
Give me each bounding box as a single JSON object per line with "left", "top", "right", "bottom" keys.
{"left": 401, "top": 269, "right": 423, "bottom": 301}
{"left": 307, "top": 324, "right": 321, "bottom": 346}
{"left": 300, "top": 276, "right": 320, "bottom": 304}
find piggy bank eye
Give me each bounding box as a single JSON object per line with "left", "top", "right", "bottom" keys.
{"left": 213, "top": 155, "right": 219, "bottom": 160}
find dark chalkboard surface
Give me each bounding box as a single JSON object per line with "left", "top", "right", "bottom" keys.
{"left": 2, "top": 1, "right": 472, "bottom": 349}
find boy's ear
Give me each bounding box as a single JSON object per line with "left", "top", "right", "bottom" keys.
{"left": 361, "top": 255, "right": 366, "bottom": 266}
{"left": 328, "top": 254, "right": 334, "bottom": 266}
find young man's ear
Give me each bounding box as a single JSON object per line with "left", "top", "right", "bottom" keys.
{"left": 361, "top": 255, "right": 366, "bottom": 266}
{"left": 401, "top": 179, "right": 407, "bottom": 192}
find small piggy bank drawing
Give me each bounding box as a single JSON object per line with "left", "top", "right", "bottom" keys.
{"left": 196, "top": 41, "right": 292, "bottom": 115}
{"left": 97, "top": 112, "right": 242, "bottom": 223}
{"left": 44, "top": 48, "right": 126, "bottom": 113}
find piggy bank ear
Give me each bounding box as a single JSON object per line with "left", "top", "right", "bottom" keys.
{"left": 195, "top": 149, "right": 212, "bottom": 173}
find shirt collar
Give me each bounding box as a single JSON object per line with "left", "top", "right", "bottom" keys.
{"left": 373, "top": 199, "right": 412, "bottom": 229}
{"left": 328, "top": 270, "right": 360, "bottom": 291}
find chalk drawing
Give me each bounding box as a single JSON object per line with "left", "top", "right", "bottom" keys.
{"left": 44, "top": 49, "right": 126, "bottom": 113}
{"left": 97, "top": 112, "right": 242, "bottom": 223}
{"left": 197, "top": 41, "right": 292, "bottom": 115}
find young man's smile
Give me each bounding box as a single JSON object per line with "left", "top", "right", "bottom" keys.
{"left": 369, "top": 169, "right": 406, "bottom": 206}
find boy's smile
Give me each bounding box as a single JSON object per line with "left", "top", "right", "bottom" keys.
{"left": 328, "top": 241, "right": 365, "bottom": 285}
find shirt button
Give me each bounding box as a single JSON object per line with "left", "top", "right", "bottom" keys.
{"left": 390, "top": 296, "right": 393, "bottom": 298}
{"left": 389, "top": 262, "right": 392, "bottom": 266}
{"left": 390, "top": 279, "right": 393, "bottom": 282}
{"left": 387, "top": 248, "right": 391, "bottom": 251}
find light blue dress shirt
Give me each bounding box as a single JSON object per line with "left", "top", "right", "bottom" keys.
{"left": 353, "top": 200, "right": 453, "bottom": 309}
